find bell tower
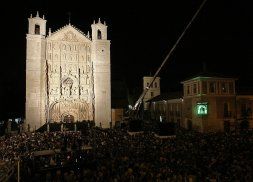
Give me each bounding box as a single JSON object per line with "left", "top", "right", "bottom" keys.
{"left": 91, "top": 18, "right": 111, "bottom": 128}
{"left": 28, "top": 11, "right": 46, "bottom": 36}
{"left": 25, "top": 11, "right": 47, "bottom": 131}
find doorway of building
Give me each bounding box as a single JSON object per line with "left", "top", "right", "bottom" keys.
{"left": 187, "top": 120, "right": 192, "bottom": 130}
{"left": 63, "top": 115, "right": 74, "bottom": 123}
{"left": 224, "top": 120, "right": 230, "bottom": 132}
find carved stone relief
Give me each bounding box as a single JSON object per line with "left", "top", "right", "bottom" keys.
{"left": 46, "top": 32, "right": 94, "bottom": 123}
{"left": 49, "top": 100, "right": 92, "bottom": 122}
{"left": 62, "top": 31, "right": 79, "bottom": 42}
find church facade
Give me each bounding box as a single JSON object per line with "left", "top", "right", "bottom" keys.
{"left": 26, "top": 12, "right": 111, "bottom": 130}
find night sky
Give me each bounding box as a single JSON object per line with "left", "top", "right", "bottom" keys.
{"left": 1, "top": 0, "right": 253, "bottom": 119}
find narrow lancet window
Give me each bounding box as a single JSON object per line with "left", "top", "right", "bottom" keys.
{"left": 35, "top": 24, "right": 40, "bottom": 35}
{"left": 97, "top": 30, "right": 102, "bottom": 39}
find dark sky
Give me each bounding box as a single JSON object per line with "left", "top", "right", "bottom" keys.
{"left": 1, "top": 0, "right": 253, "bottom": 119}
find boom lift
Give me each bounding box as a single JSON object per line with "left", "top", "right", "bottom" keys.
{"left": 128, "top": 0, "right": 208, "bottom": 119}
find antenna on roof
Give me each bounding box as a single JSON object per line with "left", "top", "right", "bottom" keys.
{"left": 68, "top": 12, "right": 71, "bottom": 25}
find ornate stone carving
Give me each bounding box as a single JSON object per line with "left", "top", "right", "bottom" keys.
{"left": 54, "top": 54, "right": 58, "bottom": 60}
{"left": 49, "top": 100, "right": 92, "bottom": 122}
{"left": 50, "top": 87, "right": 59, "bottom": 95}
{"left": 53, "top": 42, "right": 59, "bottom": 50}
{"left": 44, "top": 29, "right": 95, "bottom": 124}
{"left": 86, "top": 76, "right": 90, "bottom": 84}
{"left": 62, "top": 31, "right": 78, "bottom": 42}
{"left": 63, "top": 77, "right": 73, "bottom": 86}
{"left": 72, "top": 87, "right": 78, "bottom": 95}
{"left": 27, "top": 20, "right": 111, "bottom": 130}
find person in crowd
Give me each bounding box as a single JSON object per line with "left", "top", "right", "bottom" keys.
{"left": 0, "top": 121, "right": 252, "bottom": 181}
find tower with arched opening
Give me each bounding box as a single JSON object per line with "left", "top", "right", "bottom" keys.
{"left": 26, "top": 13, "right": 111, "bottom": 130}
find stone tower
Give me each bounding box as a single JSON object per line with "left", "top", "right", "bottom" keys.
{"left": 26, "top": 12, "right": 47, "bottom": 130}
{"left": 25, "top": 14, "right": 111, "bottom": 131}
{"left": 143, "top": 76, "right": 160, "bottom": 110}
{"left": 91, "top": 19, "right": 111, "bottom": 128}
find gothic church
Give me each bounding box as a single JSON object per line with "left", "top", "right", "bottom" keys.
{"left": 26, "top": 12, "right": 111, "bottom": 130}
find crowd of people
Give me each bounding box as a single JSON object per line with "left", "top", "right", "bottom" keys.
{"left": 0, "top": 121, "right": 253, "bottom": 181}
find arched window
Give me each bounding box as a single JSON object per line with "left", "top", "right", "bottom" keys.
{"left": 202, "top": 81, "right": 207, "bottom": 94}
{"left": 187, "top": 85, "right": 190, "bottom": 95}
{"left": 193, "top": 84, "right": 197, "bottom": 94}
{"left": 155, "top": 82, "right": 157, "bottom": 88}
{"left": 209, "top": 82, "right": 216, "bottom": 93}
{"left": 151, "top": 92, "right": 154, "bottom": 97}
{"left": 97, "top": 30, "right": 102, "bottom": 39}
{"left": 35, "top": 24, "right": 40, "bottom": 35}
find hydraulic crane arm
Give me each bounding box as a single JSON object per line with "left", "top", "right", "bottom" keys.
{"left": 130, "top": 0, "right": 208, "bottom": 118}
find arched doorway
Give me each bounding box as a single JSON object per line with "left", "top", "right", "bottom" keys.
{"left": 224, "top": 120, "right": 230, "bottom": 132}
{"left": 63, "top": 115, "right": 74, "bottom": 123}
{"left": 49, "top": 100, "right": 92, "bottom": 122}
{"left": 187, "top": 120, "right": 192, "bottom": 130}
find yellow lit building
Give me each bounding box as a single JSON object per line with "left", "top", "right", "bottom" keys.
{"left": 147, "top": 73, "right": 253, "bottom": 132}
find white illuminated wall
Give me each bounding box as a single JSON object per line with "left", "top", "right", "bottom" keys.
{"left": 26, "top": 13, "right": 111, "bottom": 131}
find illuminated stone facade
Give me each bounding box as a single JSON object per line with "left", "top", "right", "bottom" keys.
{"left": 26, "top": 12, "right": 111, "bottom": 130}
